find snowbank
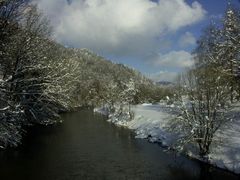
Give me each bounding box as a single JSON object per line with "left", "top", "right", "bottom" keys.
{"left": 95, "top": 103, "right": 240, "bottom": 174}
{"left": 94, "top": 107, "right": 109, "bottom": 116}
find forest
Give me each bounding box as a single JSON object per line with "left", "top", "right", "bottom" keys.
{"left": 0, "top": 0, "right": 171, "bottom": 149}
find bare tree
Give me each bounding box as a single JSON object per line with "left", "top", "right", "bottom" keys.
{"left": 170, "top": 66, "right": 231, "bottom": 157}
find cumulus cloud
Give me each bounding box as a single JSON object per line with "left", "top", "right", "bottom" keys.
{"left": 178, "top": 32, "right": 196, "bottom": 47}
{"left": 151, "top": 50, "right": 194, "bottom": 69}
{"left": 35, "top": 0, "right": 206, "bottom": 57}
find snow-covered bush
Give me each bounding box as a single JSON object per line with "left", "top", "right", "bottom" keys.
{"left": 169, "top": 67, "right": 231, "bottom": 157}
{"left": 108, "top": 104, "right": 134, "bottom": 126}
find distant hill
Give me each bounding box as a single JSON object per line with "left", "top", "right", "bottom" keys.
{"left": 55, "top": 47, "right": 156, "bottom": 106}
{"left": 69, "top": 48, "right": 153, "bottom": 85}
{"left": 155, "top": 81, "right": 174, "bottom": 86}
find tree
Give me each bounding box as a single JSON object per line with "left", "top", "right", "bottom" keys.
{"left": 169, "top": 5, "right": 240, "bottom": 156}
{"left": 221, "top": 6, "right": 240, "bottom": 101}
{"left": 0, "top": 0, "right": 27, "bottom": 148}
{"left": 0, "top": 0, "right": 27, "bottom": 78}
{"left": 193, "top": 23, "right": 222, "bottom": 68}
{"left": 4, "top": 5, "right": 62, "bottom": 124}
{"left": 169, "top": 67, "right": 230, "bottom": 157}
{"left": 0, "top": 2, "right": 76, "bottom": 147}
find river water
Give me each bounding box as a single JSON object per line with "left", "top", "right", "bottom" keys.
{"left": 0, "top": 110, "right": 238, "bottom": 180}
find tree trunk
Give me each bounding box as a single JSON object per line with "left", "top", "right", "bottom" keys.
{"left": 230, "top": 60, "right": 234, "bottom": 103}
{"left": 198, "top": 139, "right": 210, "bottom": 158}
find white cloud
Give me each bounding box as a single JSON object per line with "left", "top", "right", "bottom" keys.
{"left": 178, "top": 32, "right": 196, "bottom": 47}
{"left": 151, "top": 50, "right": 194, "bottom": 69}
{"left": 149, "top": 71, "right": 178, "bottom": 82}
{"left": 35, "top": 0, "right": 206, "bottom": 57}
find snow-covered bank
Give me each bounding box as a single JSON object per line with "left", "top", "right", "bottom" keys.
{"left": 94, "top": 103, "right": 240, "bottom": 174}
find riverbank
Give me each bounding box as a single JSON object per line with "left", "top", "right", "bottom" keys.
{"left": 95, "top": 102, "right": 240, "bottom": 174}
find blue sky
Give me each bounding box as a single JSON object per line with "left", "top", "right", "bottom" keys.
{"left": 35, "top": 0, "right": 240, "bottom": 82}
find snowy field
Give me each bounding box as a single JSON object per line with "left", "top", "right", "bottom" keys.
{"left": 95, "top": 103, "right": 240, "bottom": 174}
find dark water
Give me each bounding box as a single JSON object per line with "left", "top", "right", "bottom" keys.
{"left": 0, "top": 110, "right": 238, "bottom": 180}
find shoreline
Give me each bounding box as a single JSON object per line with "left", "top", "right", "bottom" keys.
{"left": 94, "top": 103, "right": 240, "bottom": 175}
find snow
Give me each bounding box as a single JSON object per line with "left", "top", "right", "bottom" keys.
{"left": 141, "top": 103, "right": 152, "bottom": 106}
{"left": 127, "top": 104, "right": 177, "bottom": 146}
{"left": 208, "top": 102, "right": 240, "bottom": 173}
{"left": 95, "top": 102, "right": 240, "bottom": 174}
{"left": 94, "top": 107, "right": 109, "bottom": 116}
{"left": 0, "top": 106, "right": 10, "bottom": 111}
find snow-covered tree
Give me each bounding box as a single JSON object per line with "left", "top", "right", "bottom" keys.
{"left": 193, "top": 5, "right": 240, "bottom": 102}
{"left": 116, "top": 79, "right": 137, "bottom": 120}
{"left": 169, "top": 67, "right": 230, "bottom": 157}
{"left": 193, "top": 23, "right": 222, "bottom": 68}
{"left": 170, "top": 5, "right": 240, "bottom": 156}
{"left": 0, "top": 0, "right": 27, "bottom": 148}
{"left": 221, "top": 5, "right": 240, "bottom": 101}
{"left": 0, "top": 2, "right": 75, "bottom": 147}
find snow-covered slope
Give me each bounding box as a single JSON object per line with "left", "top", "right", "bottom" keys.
{"left": 95, "top": 103, "right": 240, "bottom": 174}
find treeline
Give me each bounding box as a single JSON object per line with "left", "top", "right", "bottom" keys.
{"left": 62, "top": 48, "right": 170, "bottom": 107}
{"left": 0, "top": 0, "right": 168, "bottom": 149}
{"left": 171, "top": 4, "right": 240, "bottom": 157}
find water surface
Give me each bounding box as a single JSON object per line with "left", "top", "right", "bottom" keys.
{"left": 0, "top": 110, "right": 238, "bottom": 180}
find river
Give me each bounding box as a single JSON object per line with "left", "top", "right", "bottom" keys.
{"left": 0, "top": 110, "right": 238, "bottom": 180}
